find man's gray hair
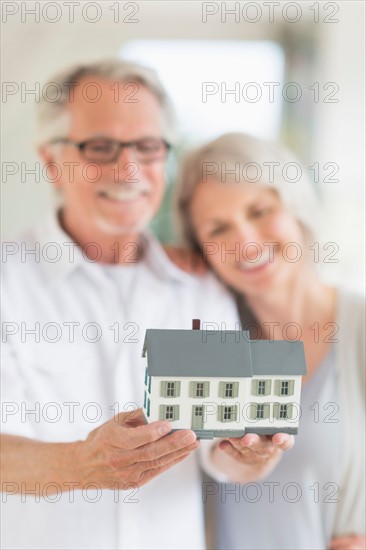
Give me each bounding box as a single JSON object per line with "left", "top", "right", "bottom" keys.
{"left": 36, "top": 58, "right": 177, "bottom": 146}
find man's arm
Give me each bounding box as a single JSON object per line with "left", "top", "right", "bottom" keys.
{"left": 1, "top": 409, "right": 199, "bottom": 495}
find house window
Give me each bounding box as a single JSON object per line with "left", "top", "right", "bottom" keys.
{"left": 144, "top": 368, "right": 148, "bottom": 385}
{"left": 148, "top": 376, "right": 151, "bottom": 394}
{"left": 252, "top": 379, "right": 271, "bottom": 396}
{"left": 225, "top": 383, "right": 233, "bottom": 397}
{"left": 190, "top": 381, "right": 210, "bottom": 398}
{"left": 167, "top": 382, "right": 175, "bottom": 397}
{"left": 219, "top": 405, "right": 238, "bottom": 423}
{"left": 248, "top": 403, "right": 270, "bottom": 420}
{"left": 195, "top": 406, "right": 203, "bottom": 417}
{"left": 160, "top": 381, "right": 181, "bottom": 398}
{"left": 279, "top": 404, "right": 288, "bottom": 419}
{"left": 256, "top": 404, "right": 264, "bottom": 419}
{"left": 147, "top": 398, "right": 150, "bottom": 417}
{"left": 159, "top": 404, "right": 180, "bottom": 422}
{"left": 219, "top": 382, "right": 239, "bottom": 398}
{"left": 274, "top": 380, "right": 294, "bottom": 396}
{"left": 273, "top": 402, "right": 293, "bottom": 420}
{"left": 165, "top": 406, "right": 174, "bottom": 420}
{"left": 224, "top": 406, "right": 232, "bottom": 420}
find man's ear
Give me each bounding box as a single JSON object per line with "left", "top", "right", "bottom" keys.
{"left": 38, "top": 145, "right": 62, "bottom": 189}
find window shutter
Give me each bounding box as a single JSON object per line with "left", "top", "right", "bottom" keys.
{"left": 287, "top": 404, "right": 293, "bottom": 419}
{"left": 288, "top": 380, "right": 295, "bottom": 396}
{"left": 219, "top": 382, "right": 225, "bottom": 398}
{"left": 265, "top": 380, "right": 272, "bottom": 395}
{"left": 274, "top": 380, "right": 281, "bottom": 396}
{"left": 175, "top": 381, "right": 181, "bottom": 397}
{"left": 147, "top": 398, "right": 150, "bottom": 417}
{"left": 203, "top": 381, "right": 210, "bottom": 398}
{"left": 232, "top": 382, "right": 239, "bottom": 398}
{"left": 248, "top": 403, "right": 257, "bottom": 420}
{"left": 218, "top": 405, "right": 224, "bottom": 422}
{"left": 159, "top": 405, "right": 166, "bottom": 420}
{"left": 143, "top": 391, "right": 147, "bottom": 409}
{"left": 160, "top": 381, "right": 167, "bottom": 397}
{"left": 173, "top": 405, "right": 180, "bottom": 421}
{"left": 251, "top": 380, "right": 259, "bottom": 395}
{"left": 144, "top": 368, "right": 148, "bottom": 385}
{"left": 232, "top": 405, "right": 238, "bottom": 421}
{"left": 189, "top": 382, "right": 196, "bottom": 398}
{"left": 263, "top": 403, "right": 270, "bottom": 419}
{"left": 273, "top": 403, "right": 280, "bottom": 420}
{"left": 148, "top": 376, "right": 151, "bottom": 393}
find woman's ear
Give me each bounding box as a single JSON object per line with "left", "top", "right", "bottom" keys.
{"left": 38, "top": 145, "right": 62, "bottom": 188}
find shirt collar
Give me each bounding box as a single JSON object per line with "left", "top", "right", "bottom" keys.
{"left": 142, "top": 231, "right": 200, "bottom": 285}
{"left": 34, "top": 209, "right": 197, "bottom": 286}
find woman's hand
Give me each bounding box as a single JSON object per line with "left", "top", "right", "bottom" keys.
{"left": 163, "top": 245, "right": 207, "bottom": 275}
{"left": 213, "top": 432, "right": 294, "bottom": 483}
{"left": 329, "top": 535, "right": 366, "bottom": 550}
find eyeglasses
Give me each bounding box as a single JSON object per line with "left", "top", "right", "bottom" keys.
{"left": 49, "top": 137, "right": 171, "bottom": 164}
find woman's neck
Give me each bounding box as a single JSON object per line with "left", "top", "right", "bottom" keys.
{"left": 245, "top": 270, "right": 336, "bottom": 340}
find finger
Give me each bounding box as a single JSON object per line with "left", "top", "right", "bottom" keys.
{"left": 232, "top": 434, "right": 278, "bottom": 454}
{"left": 233, "top": 433, "right": 293, "bottom": 453}
{"left": 272, "top": 433, "right": 294, "bottom": 451}
{"left": 133, "top": 429, "right": 198, "bottom": 462}
{"left": 329, "top": 536, "right": 366, "bottom": 550}
{"left": 139, "top": 453, "right": 191, "bottom": 486}
{"left": 221, "top": 440, "right": 277, "bottom": 464}
{"left": 139, "top": 440, "right": 200, "bottom": 470}
{"left": 218, "top": 440, "right": 250, "bottom": 464}
{"left": 120, "top": 420, "right": 173, "bottom": 450}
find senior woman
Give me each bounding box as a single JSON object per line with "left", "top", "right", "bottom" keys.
{"left": 170, "top": 133, "right": 365, "bottom": 550}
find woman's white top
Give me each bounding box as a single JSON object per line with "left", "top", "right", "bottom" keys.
{"left": 209, "top": 289, "right": 365, "bottom": 548}
{"left": 214, "top": 346, "right": 341, "bottom": 550}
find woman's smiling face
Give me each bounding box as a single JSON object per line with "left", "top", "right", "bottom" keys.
{"left": 189, "top": 178, "right": 306, "bottom": 296}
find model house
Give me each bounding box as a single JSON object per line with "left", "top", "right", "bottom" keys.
{"left": 142, "top": 320, "right": 307, "bottom": 438}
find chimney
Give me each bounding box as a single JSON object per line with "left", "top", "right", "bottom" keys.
{"left": 192, "top": 319, "right": 201, "bottom": 330}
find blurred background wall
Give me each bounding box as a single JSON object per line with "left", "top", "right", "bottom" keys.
{"left": 1, "top": 0, "right": 365, "bottom": 292}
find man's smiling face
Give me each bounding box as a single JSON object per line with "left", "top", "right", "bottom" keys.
{"left": 44, "top": 77, "right": 167, "bottom": 237}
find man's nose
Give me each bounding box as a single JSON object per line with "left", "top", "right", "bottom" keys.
{"left": 112, "top": 147, "right": 140, "bottom": 183}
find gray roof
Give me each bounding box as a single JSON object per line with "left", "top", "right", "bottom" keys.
{"left": 143, "top": 329, "right": 253, "bottom": 378}
{"left": 143, "top": 330, "right": 307, "bottom": 378}
{"left": 250, "top": 340, "right": 307, "bottom": 375}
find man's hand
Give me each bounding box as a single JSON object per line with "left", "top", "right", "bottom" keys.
{"left": 1, "top": 409, "right": 199, "bottom": 496}
{"left": 329, "top": 535, "right": 366, "bottom": 550}
{"left": 78, "top": 409, "right": 199, "bottom": 489}
{"left": 212, "top": 432, "right": 294, "bottom": 483}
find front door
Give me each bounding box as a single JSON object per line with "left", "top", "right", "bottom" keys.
{"left": 192, "top": 405, "right": 204, "bottom": 430}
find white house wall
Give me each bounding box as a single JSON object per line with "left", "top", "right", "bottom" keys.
{"left": 150, "top": 376, "right": 250, "bottom": 431}
{"left": 144, "top": 374, "right": 302, "bottom": 433}
{"left": 248, "top": 375, "right": 302, "bottom": 431}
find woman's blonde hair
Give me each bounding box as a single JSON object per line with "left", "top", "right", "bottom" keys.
{"left": 174, "top": 132, "right": 321, "bottom": 252}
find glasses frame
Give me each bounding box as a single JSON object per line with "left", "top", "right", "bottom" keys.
{"left": 49, "top": 137, "right": 171, "bottom": 164}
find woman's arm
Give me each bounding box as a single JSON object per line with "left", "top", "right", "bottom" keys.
{"left": 209, "top": 432, "right": 294, "bottom": 483}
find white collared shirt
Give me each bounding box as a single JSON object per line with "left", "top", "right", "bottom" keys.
{"left": 1, "top": 211, "right": 239, "bottom": 550}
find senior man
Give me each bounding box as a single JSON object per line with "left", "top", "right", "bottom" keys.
{"left": 1, "top": 60, "right": 293, "bottom": 550}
